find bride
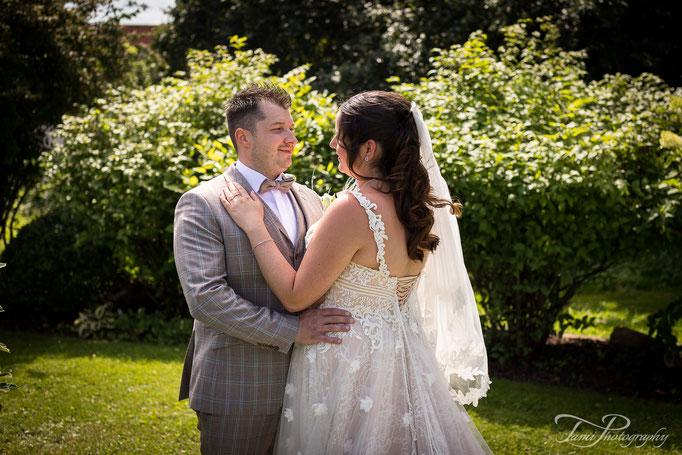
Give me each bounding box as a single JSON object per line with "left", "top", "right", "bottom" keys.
{"left": 220, "top": 91, "right": 492, "bottom": 454}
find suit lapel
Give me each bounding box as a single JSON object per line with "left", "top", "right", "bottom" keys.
{"left": 290, "top": 184, "right": 316, "bottom": 232}
{"left": 256, "top": 194, "right": 291, "bottom": 246}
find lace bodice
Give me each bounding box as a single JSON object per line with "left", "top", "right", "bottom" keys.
{"left": 307, "top": 189, "right": 422, "bottom": 352}
{"left": 327, "top": 261, "right": 418, "bottom": 314}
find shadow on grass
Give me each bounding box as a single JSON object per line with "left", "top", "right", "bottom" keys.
{"left": 1, "top": 330, "right": 188, "bottom": 366}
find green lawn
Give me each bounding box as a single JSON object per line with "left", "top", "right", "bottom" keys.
{"left": 0, "top": 332, "right": 198, "bottom": 454}
{"left": 0, "top": 331, "right": 679, "bottom": 454}
{"left": 560, "top": 289, "right": 682, "bottom": 340}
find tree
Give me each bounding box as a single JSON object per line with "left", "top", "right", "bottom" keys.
{"left": 155, "top": 0, "right": 681, "bottom": 97}
{"left": 0, "top": 0, "right": 140, "bottom": 247}
{"left": 394, "top": 19, "right": 682, "bottom": 361}
{"left": 155, "top": 0, "right": 396, "bottom": 95}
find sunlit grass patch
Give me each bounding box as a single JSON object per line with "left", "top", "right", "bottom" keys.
{"left": 0, "top": 331, "right": 679, "bottom": 454}
{"left": 560, "top": 289, "right": 682, "bottom": 339}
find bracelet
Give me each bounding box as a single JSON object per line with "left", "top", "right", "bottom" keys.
{"left": 252, "top": 238, "right": 274, "bottom": 252}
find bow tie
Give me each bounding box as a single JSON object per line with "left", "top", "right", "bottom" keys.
{"left": 259, "top": 175, "right": 295, "bottom": 193}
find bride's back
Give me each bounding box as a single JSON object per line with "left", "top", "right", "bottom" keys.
{"left": 346, "top": 183, "right": 426, "bottom": 278}
{"left": 330, "top": 91, "right": 443, "bottom": 280}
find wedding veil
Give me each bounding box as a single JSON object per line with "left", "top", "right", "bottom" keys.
{"left": 411, "top": 102, "right": 491, "bottom": 406}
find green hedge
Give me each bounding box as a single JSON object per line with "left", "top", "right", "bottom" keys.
{"left": 393, "top": 19, "right": 682, "bottom": 360}
{"left": 35, "top": 21, "right": 682, "bottom": 359}
{"left": 41, "top": 39, "right": 339, "bottom": 314}
{"left": 0, "top": 210, "right": 118, "bottom": 324}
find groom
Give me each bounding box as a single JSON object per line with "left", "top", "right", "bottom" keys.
{"left": 173, "top": 84, "right": 353, "bottom": 454}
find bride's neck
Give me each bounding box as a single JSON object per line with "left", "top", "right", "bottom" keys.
{"left": 356, "top": 177, "right": 385, "bottom": 191}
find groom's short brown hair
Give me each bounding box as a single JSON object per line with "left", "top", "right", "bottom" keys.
{"left": 224, "top": 84, "right": 292, "bottom": 153}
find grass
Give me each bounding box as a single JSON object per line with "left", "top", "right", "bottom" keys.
{"left": 0, "top": 331, "right": 680, "bottom": 454}
{"left": 470, "top": 378, "right": 681, "bottom": 454}
{"left": 0, "top": 332, "right": 198, "bottom": 454}
{"left": 559, "top": 288, "right": 682, "bottom": 340}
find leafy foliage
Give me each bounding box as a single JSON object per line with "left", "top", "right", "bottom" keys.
{"left": 0, "top": 210, "right": 118, "bottom": 324}
{"left": 41, "top": 40, "right": 339, "bottom": 312}
{"left": 121, "top": 40, "right": 170, "bottom": 89}
{"left": 394, "top": 19, "right": 682, "bottom": 361}
{"left": 0, "top": 263, "right": 18, "bottom": 399}
{"left": 37, "top": 21, "right": 682, "bottom": 363}
{"left": 554, "top": 311, "right": 596, "bottom": 340}
{"left": 75, "top": 305, "right": 193, "bottom": 345}
{"left": 0, "top": 0, "right": 141, "bottom": 248}
{"left": 647, "top": 297, "right": 682, "bottom": 368}
{"left": 156, "top": 0, "right": 681, "bottom": 97}
{"left": 74, "top": 302, "right": 116, "bottom": 339}
{"left": 156, "top": 0, "right": 402, "bottom": 95}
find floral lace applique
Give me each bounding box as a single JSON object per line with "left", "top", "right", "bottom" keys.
{"left": 344, "top": 262, "right": 375, "bottom": 286}
{"left": 306, "top": 348, "right": 316, "bottom": 363}
{"left": 308, "top": 190, "right": 421, "bottom": 354}
{"left": 312, "top": 402, "right": 328, "bottom": 416}
{"left": 285, "top": 383, "right": 295, "bottom": 397}
{"left": 284, "top": 408, "right": 294, "bottom": 422}
{"left": 359, "top": 396, "right": 373, "bottom": 412}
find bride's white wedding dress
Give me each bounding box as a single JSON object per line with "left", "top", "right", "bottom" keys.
{"left": 274, "top": 189, "right": 492, "bottom": 455}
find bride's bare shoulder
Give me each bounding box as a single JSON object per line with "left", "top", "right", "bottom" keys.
{"left": 325, "top": 191, "right": 365, "bottom": 215}
{"left": 315, "top": 191, "right": 368, "bottom": 232}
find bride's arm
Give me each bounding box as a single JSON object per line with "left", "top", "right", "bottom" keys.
{"left": 220, "top": 183, "right": 365, "bottom": 312}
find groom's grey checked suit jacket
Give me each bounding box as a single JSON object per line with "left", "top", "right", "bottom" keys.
{"left": 174, "top": 163, "right": 324, "bottom": 416}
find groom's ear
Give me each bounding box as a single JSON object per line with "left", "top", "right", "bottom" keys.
{"left": 234, "top": 127, "right": 251, "bottom": 150}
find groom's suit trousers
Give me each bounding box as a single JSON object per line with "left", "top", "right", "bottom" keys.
{"left": 196, "top": 411, "right": 280, "bottom": 455}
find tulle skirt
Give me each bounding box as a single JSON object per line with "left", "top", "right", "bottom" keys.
{"left": 274, "top": 312, "right": 493, "bottom": 455}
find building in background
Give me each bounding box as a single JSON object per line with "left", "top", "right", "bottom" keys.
{"left": 122, "top": 25, "right": 156, "bottom": 47}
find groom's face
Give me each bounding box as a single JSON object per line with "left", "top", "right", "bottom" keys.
{"left": 242, "top": 100, "right": 298, "bottom": 180}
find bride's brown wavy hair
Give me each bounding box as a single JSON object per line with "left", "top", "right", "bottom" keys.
{"left": 338, "top": 91, "right": 461, "bottom": 261}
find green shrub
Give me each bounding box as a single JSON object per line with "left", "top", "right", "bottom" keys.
{"left": 394, "top": 19, "right": 682, "bottom": 362}
{"left": 582, "top": 252, "right": 682, "bottom": 292}
{"left": 42, "top": 38, "right": 339, "bottom": 314}
{"left": 121, "top": 40, "right": 169, "bottom": 89}
{"left": 74, "top": 303, "right": 193, "bottom": 346}
{"left": 0, "top": 210, "right": 117, "bottom": 325}
{"left": 0, "top": 262, "right": 18, "bottom": 400}
{"left": 648, "top": 297, "right": 682, "bottom": 368}
{"left": 585, "top": 99, "right": 682, "bottom": 293}
{"left": 40, "top": 21, "right": 682, "bottom": 362}
{"left": 110, "top": 308, "right": 193, "bottom": 345}
{"left": 73, "top": 302, "right": 115, "bottom": 338}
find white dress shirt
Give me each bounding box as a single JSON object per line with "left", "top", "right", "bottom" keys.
{"left": 234, "top": 160, "right": 298, "bottom": 243}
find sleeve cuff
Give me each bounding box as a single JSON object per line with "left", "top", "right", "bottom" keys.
{"left": 273, "top": 314, "right": 299, "bottom": 354}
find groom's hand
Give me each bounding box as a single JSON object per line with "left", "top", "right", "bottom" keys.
{"left": 295, "top": 307, "right": 354, "bottom": 345}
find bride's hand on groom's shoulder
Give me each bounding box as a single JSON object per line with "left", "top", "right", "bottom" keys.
{"left": 219, "top": 182, "right": 265, "bottom": 233}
